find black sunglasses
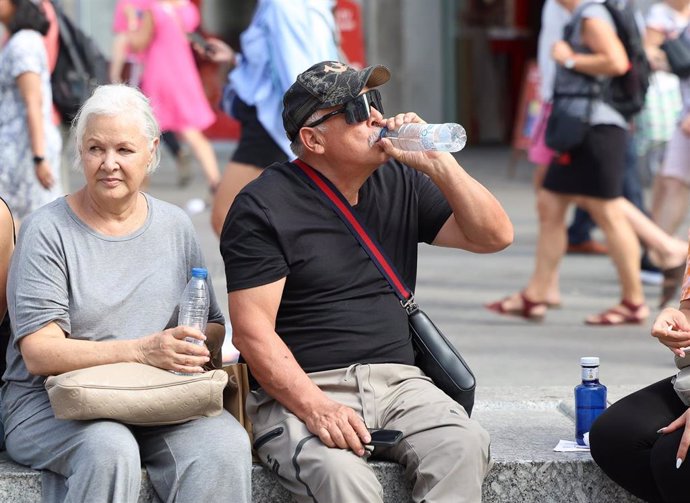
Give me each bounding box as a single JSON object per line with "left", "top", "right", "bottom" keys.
{"left": 305, "top": 89, "right": 384, "bottom": 129}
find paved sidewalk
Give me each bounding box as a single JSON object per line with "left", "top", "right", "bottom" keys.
{"left": 64, "top": 141, "right": 679, "bottom": 392}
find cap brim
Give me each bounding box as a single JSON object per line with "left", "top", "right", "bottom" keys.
{"left": 365, "top": 65, "right": 391, "bottom": 89}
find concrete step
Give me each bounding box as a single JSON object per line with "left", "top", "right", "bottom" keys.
{"left": 0, "top": 387, "right": 644, "bottom": 503}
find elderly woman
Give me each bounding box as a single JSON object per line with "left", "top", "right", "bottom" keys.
{"left": 0, "top": 0, "right": 62, "bottom": 222}
{"left": 0, "top": 197, "right": 14, "bottom": 449}
{"left": 0, "top": 85, "right": 251, "bottom": 502}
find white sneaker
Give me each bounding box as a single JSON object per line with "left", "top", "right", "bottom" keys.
{"left": 640, "top": 269, "right": 663, "bottom": 286}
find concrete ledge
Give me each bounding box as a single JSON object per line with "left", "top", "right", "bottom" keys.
{"left": 0, "top": 386, "right": 644, "bottom": 503}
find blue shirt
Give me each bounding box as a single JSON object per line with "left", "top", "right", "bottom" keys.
{"left": 224, "top": 0, "right": 339, "bottom": 157}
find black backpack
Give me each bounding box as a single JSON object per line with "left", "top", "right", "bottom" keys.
{"left": 50, "top": 1, "right": 109, "bottom": 122}
{"left": 598, "top": 0, "right": 651, "bottom": 120}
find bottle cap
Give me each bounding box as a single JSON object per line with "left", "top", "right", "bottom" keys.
{"left": 580, "top": 356, "right": 599, "bottom": 366}
{"left": 191, "top": 267, "right": 208, "bottom": 279}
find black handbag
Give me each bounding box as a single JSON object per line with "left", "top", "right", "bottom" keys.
{"left": 544, "top": 101, "right": 591, "bottom": 153}
{"left": 545, "top": 88, "right": 595, "bottom": 154}
{"left": 290, "top": 160, "right": 476, "bottom": 416}
{"left": 661, "top": 36, "right": 690, "bottom": 79}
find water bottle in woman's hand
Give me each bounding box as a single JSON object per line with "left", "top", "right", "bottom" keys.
{"left": 178, "top": 267, "right": 210, "bottom": 346}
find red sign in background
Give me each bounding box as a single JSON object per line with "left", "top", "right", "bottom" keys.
{"left": 198, "top": 0, "right": 367, "bottom": 140}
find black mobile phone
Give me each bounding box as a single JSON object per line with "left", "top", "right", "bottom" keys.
{"left": 367, "top": 429, "right": 403, "bottom": 447}
{"left": 187, "top": 32, "right": 212, "bottom": 53}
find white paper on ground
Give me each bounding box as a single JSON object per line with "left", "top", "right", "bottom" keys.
{"left": 553, "top": 439, "right": 590, "bottom": 452}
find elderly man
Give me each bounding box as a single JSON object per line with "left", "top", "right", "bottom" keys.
{"left": 220, "top": 60, "right": 513, "bottom": 503}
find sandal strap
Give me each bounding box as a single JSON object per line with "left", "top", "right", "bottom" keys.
{"left": 620, "top": 299, "right": 645, "bottom": 314}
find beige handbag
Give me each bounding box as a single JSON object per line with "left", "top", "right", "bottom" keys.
{"left": 45, "top": 362, "right": 228, "bottom": 426}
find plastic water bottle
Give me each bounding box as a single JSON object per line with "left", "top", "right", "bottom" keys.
{"left": 574, "top": 357, "right": 607, "bottom": 446}
{"left": 379, "top": 123, "right": 467, "bottom": 152}
{"left": 178, "top": 267, "right": 210, "bottom": 346}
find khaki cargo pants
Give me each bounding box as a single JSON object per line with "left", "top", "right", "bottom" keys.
{"left": 246, "top": 363, "right": 492, "bottom": 503}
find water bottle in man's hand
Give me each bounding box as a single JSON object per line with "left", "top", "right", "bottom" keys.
{"left": 379, "top": 123, "right": 467, "bottom": 152}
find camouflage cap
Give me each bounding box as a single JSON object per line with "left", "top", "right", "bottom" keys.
{"left": 282, "top": 61, "right": 391, "bottom": 141}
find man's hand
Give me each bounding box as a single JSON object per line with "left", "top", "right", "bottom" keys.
{"left": 377, "top": 112, "right": 451, "bottom": 172}
{"left": 304, "top": 397, "right": 371, "bottom": 456}
{"left": 136, "top": 326, "right": 210, "bottom": 374}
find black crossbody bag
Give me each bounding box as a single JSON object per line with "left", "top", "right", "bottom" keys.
{"left": 290, "top": 160, "right": 476, "bottom": 416}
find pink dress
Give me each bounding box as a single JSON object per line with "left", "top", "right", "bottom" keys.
{"left": 139, "top": 0, "right": 215, "bottom": 132}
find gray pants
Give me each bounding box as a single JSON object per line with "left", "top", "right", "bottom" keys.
{"left": 247, "top": 363, "right": 492, "bottom": 503}
{"left": 5, "top": 395, "right": 251, "bottom": 503}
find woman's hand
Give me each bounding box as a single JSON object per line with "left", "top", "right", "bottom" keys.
{"left": 651, "top": 307, "right": 690, "bottom": 356}
{"left": 551, "top": 40, "right": 574, "bottom": 67}
{"left": 35, "top": 160, "right": 54, "bottom": 189}
{"left": 198, "top": 38, "right": 235, "bottom": 65}
{"left": 659, "top": 409, "right": 690, "bottom": 468}
{"left": 136, "top": 326, "right": 210, "bottom": 374}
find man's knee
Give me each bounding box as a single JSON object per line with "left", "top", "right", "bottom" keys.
{"left": 300, "top": 449, "right": 383, "bottom": 501}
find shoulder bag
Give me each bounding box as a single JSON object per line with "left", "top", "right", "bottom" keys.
{"left": 289, "top": 160, "right": 476, "bottom": 416}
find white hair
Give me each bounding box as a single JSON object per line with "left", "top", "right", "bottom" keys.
{"left": 290, "top": 110, "right": 328, "bottom": 157}
{"left": 71, "top": 84, "right": 161, "bottom": 174}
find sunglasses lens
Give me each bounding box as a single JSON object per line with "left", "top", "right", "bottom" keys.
{"left": 368, "top": 90, "right": 383, "bottom": 114}
{"left": 344, "top": 90, "right": 384, "bottom": 124}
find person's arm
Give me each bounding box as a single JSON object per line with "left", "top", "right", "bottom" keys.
{"left": 265, "top": 3, "right": 339, "bottom": 93}
{"left": 0, "top": 202, "right": 13, "bottom": 321}
{"left": 19, "top": 321, "right": 211, "bottom": 376}
{"left": 651, "top": 301, "right": 690, "bottom": 356}
{"left": 377, "top": 113, "right": 513, "bottom": 253}
{"left": 229, "top": 279, "right": 371, "bottom": 456}
{"left": 127, "top": 9, "right": 154, "bottom": 53}
{"left": 645, "top": 26, "right": 670, "bottom": 71}
{"left": 551, "top": 17, "right": 629, "bottom": 77}
{"left": 16, "top": 71, "right": 53, "bottom": 189}
{"left": 109, "top": 33, "right": 129, "bottom": 83}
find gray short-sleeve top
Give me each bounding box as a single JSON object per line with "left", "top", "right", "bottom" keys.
{"left": 1, "top": 194, "right": 224, "bottom": 434}
{"left": 553, "top": 1, "right": 628, "bottom": 128}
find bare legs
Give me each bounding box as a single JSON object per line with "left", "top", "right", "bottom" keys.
{"left": 210, "top": 161, "right": 263, "bottom": 236}
{"left": 650, "top": 176, "right": 690, "bottom": 237}
{"left": 618, "top": 197, "right": 687, "bottom": 270}
{"left": 488, "top": 190, "right": 650, "bottom": 323}
{"left": 178, "top": 129, "right": 221, "bottom": 191}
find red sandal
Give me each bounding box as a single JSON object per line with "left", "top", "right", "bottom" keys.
{"left": 485, "top": 291, "right": 547, "bottom": 321}
{"left": 585, "top": 299, "right": 649, "bottom": 326}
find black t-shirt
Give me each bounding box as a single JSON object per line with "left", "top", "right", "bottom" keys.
{"left": 221, "top": 160, "right": 452, "bottom": 382}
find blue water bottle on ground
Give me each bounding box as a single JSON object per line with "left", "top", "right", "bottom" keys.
{"left": 178, "top": 267, "right": 210, "bottom": 346}
{"left": 575, "top": 356, "right": 607, "bottom": 446}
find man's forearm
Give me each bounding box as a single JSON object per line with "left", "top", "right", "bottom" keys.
{"left": 235, "top": 330, "right": 330, "bottom": 421}
{"left": 428, "top": 156, "right": 513, "bottom": 251}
